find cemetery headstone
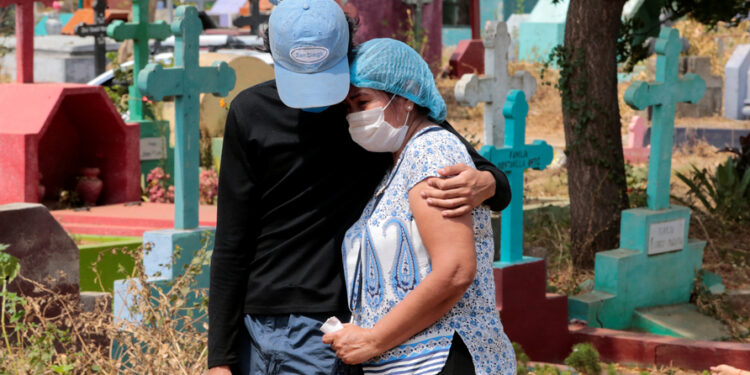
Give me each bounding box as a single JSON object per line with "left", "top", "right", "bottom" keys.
{"left": 74, "top": 0, "right": 109, "bottom": 76}
{"left": 108, "top": 0, "right": 173, "bottom": 180}
{"left": 455, "top": 21, "right": 537, "bottom": 147}
{"left": 113, "top": 5, "right": 235, "bottom": 332}
{"left": 623, "top": 116, "right": 649, "bottom": 164}
{"left": 0, "top": 0, "right": 54, "bottom": 82}
{"left": 724, "top": 44, "right": 750, "bottom": 120}
{"left": 0, "top": 203, "right": 79, "bottom": 297}
{"left": 646, "top": 56, "right": 722, "bottom": 118}
{"left": 206, "top": 0, "right": 246, "bottom": 27}
{"left": 568, "top": 28, "right": 722, "bottom": 338}
{"left": 478, "top": 90, "right": 569, "bottom": 361}
{"left": 232, "top": 0, "right": 268, "bottom": 36}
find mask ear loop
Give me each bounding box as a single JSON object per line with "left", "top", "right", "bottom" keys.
{"left": 382, "top": 94, "right": 397, "bottom": 111}
{"left": 383, "top": 94, "right": 412, "bottom": 128}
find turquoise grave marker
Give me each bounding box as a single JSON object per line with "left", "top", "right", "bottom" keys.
{"left": 624, "top": 28, "right": 705, "bottom": 210}
{"left": 479, "top": 90, "right": 553, "bottom": 266}
{"left": 113, "top": 6, "right": 235, "bottom": 333}
{"left": 568, "top": 28, "right": 721, "bottom": 336}
{"left": 108, "top": 0, "right": 171, "bottom": 123}
{"left": 138, "top": 5, "right": 235, "bottom": 229}
{"left": 108, "top": 0, "right": 175, "bottom": 181}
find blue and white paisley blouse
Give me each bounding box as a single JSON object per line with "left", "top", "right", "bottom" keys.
{"left": 342, "top": 126, "right": 516, "bottom": 375}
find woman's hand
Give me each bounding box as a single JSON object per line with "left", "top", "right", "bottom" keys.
{"left": 322, "top": 324, "right": 383, "bottom": 365}
{"left": 420, "top": 163, "right": 495, "bottom": 217}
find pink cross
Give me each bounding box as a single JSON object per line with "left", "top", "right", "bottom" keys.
{"left": 0, "top": 0, "right": 53, "bottom": 83}
{"left": 623, "top": 115, "right": 650, "bottom": 164}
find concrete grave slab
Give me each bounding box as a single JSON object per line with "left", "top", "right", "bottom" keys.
{"left": 632, "top": 304, "right": 730, "bottom": 341}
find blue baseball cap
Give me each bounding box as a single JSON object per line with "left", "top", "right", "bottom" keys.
{"left": 269, "top": 0, "right": 350, "bottom": 108}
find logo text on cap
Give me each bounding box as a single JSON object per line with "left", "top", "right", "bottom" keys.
{"left": 290, "top": 46, "right": 330, "bottom": 64}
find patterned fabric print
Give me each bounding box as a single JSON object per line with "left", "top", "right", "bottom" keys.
{"left": 342, "top": 127, "right": 516, "bottom": 375}
{"left": 385, "top": 219, "right": 421, "bottom": 300}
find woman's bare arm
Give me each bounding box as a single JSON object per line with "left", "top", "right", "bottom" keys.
{"left": 323, "top": 177, "right": 477, "bottom": 364}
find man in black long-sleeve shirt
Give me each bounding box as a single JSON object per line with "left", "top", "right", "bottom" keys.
{"left": 208, "top": 1, "right": 511, "bottom": 374}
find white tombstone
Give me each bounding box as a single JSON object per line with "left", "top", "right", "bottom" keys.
{"left": 724, "top": 44, "right": 750, "bottom": 120}
{"left": 454, "top": 21, "right": 537, "bottom": 147}
{"left": 207, "top": 0, "right": 247, "bottom": 27}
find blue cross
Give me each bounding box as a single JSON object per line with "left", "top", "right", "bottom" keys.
{"left": 480, "top": 90, "right": 554, "bottom": 266}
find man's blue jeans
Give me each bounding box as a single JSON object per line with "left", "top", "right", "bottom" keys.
{"left": 235, "top": 312, "right": 350, "bottom": 375}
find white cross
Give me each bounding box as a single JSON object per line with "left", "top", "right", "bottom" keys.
{"left": 454, "top": 21, "right": 537, "bottom": 147}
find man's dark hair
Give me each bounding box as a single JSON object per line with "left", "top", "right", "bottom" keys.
{"left": 258, "top": 14, "right": 360, "bottom": 63}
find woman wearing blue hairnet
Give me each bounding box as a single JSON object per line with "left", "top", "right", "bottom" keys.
{"left": 322, "top": 38, "right": 516, "bottom": 375}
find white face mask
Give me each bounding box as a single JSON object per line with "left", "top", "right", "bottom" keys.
{"left": 346, "top": 94, "right": 411, "bottom": 153}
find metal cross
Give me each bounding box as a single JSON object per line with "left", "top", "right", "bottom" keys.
{"left": 232, "top": 0, "right": 268, "bottom": 36}
{"left": 625, "top": 28, "right": 705, "bottom": 211}
{"left": 75, "top": 0, "right": 109, "bottom": 76}
{"left": 138, "top": 6, "right": 236, "bottom": 229}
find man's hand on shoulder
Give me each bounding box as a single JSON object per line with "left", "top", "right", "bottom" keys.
{"left": 419, "top": 163, "right": 496, "bottom": 218}
{"left": 207, "top": 365, "right": 232, "bottom": 375}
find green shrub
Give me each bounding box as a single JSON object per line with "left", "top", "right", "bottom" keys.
{"left": 674, "top": 135, "right": 750, "bottom": 223}
{"left": 564, "top": 343, "right": 602, "bottom": 375}
{"left": 513, "top": 342, "right": 530, "bottom": 375}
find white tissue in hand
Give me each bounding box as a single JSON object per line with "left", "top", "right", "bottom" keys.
{"left": 320, "top": 316, "right": 344, "bottom": 334}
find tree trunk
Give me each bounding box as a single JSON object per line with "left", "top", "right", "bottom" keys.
{"left": 561, "top": 0, "right": 629, "bottom": 268}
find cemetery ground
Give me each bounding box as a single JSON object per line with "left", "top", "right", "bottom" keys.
{"left": 437, "top": 18, "right": 750, "bottom": 350}
{"left": 1, "top": 15, "right": 750, "bottom": 375}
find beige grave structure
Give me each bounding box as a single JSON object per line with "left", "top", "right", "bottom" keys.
{"left": 160, "top": 52, "right": 274, "bottom": 144}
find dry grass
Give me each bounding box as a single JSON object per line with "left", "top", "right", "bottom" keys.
{"left": 0, "top": 244, "right": 210, "bottom": 374}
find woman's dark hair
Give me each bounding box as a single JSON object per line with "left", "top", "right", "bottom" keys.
{"left": 258, "top": 14, "right": 360, "bottom": 63}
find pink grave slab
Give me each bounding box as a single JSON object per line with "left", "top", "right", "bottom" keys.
{"left": 623, "top": 115, "right": 650, "bottom": 164}
{"left": 52, "top": 202, "right": 218, "bottom": 236}
{"left": 0, "top": 84, "right": 140, "bottom": 205}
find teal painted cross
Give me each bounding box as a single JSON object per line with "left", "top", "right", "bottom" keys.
{"left": 107, "top": 0, "right": 171, "bottom": 122}
{"left": 138, "top": 6, "right": 236, "bottom": 229}
{"left": 480, "top": 90, "right": 553, "bottom": 265}
{"left": 625, "top": 28, "right": 705, "bottom": 211}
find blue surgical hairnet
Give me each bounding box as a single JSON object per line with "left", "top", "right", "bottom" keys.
{"left": 350, "top": 38, "right": 447, "bottom": 122}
